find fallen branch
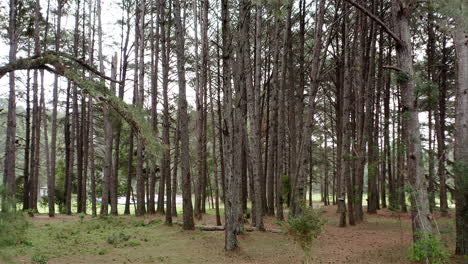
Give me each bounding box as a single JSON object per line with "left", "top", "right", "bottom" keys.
{"left": 174, "top": 222, "right": 282, "bottom": 233}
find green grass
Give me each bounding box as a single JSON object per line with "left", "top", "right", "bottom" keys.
{"left": 0, "top": 213, "right": 301, "bottom": 264}
{"left": 0, "top": 215, "right": 165, "bottom": 263}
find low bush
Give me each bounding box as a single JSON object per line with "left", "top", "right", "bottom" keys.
{"left": 281, "top": 207, "right": 326, "bottom": 263}
{"left": 408, "top": 233, "right": 449, "bottom": 264}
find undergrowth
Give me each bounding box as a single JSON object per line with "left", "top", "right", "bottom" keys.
{"left": 407, "top": 233, "right": 450, "bottom": 264}
{"left": 281, "top": 207, "right": 326, "bottom": 264}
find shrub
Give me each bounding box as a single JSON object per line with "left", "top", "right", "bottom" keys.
{"left": 106, "top": 232, "right": 130, "bottom": 246}
{"left": 31, "top": 252, "right": 48, "bottom": 264}
{"left": 408, "top": 233, "right": 449, "bottom": 264}
{"left": 281, "top": 207, "right": 326, "bottom": 263}
{"left": 0, "top": 210, "right": 30, "bottom": 247}
{"left": 79, "top": 213, "right": 85, "bottom": 223}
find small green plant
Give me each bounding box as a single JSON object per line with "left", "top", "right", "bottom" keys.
{"left": 396, "top": 71, "right": 409, "bottom": 85}
{"left": 0, "top": 211, "right": 30, "bottom": 247}
{"left": 97, "top": 248, "right": 108, "bottom": 255}
{"left": 106, "top": 232, "right": 130, "bottom": 246}
{"left": 79, "top": 213, "right": 85, "bottom": 223}
{"left": 26, "top": 209, "right": 35, "bottom": 217}
{"left": 281, "top": 207, "right": 326, "bottom": 263}
{"left": 31, "top": 252, "right": 48, "bottom": 264}
{"left": 125, "top": 240, "right": 141, "bottom": 247}
{"left": 407, "top": 233, "right": 449, "bottom": 264}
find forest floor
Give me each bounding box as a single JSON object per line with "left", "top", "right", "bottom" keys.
{"left": 0, "top": 205, "right": 461, "bottom": 264}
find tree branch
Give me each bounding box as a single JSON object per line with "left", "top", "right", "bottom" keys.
{"left": 344, "top": 0, "right": 403, "bottom": 47}
{"left": 383, "top": 65, "right": 404, "bottom": 72}
{"left": 0, "top": 52, "right": 161, "bottom": 163}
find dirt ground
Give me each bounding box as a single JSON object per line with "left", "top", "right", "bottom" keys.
{"left": 3, "top": 205, "right": 462, "bottom": 264}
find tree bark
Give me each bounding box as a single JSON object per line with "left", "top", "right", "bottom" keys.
{"left": 2, "top": 0, "right": 17, "bottom": 212}
{"left": 173, "top": 0, "right": 195, "bottom": 230}
{"left": 453, "top": 9, "right": 468, "bottom": 255}
{"left": 393, "top": 0, "right": 432, "bottom": 241}
{"left": 135, "top": 0, "right": 146, "bottom": 216}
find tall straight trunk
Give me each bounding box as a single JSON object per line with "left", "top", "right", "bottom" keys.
{"left": 215, "top": 21, "right": 226, "bottom": 209}
{"left": 110, "top": 6, "right": 132, "bottom": 214}
{"left": 135, "top": 0, "right": 146, "bottom": 216}
{"left": 49, "top": 0, "right": 63, "bottom": 217}
{"left": 366, "top": 0, "right": 379, "bottom": 215}
{"left": 89, "top": 99, "right": 96, "bottom": 216}
{"left": 163, "top": 4, "right": 173, "bottom": 222}
{"left": 324, "top": 130, "right": 329, "bottom": 206}
{"left": 172, "top": 117, "right": 180, "bottom": 217}
{"left": 428, "top": 106, "right": 435, "bottom": 211}
{"left": 276, "top": 1, "right": 294, "bottom": 221}
{"left": 425, "top": 4, "right": 436, "bottom": 212}
{"left": 98, "top": 0, "right": 111, "bottom": 216}
{"left": 453, "top": 8, "right": 468, "bottom": 255}
{"left": 40, "top": 74, "right": 51, "bottom": 218}
{"left": 384, "top": 47, "right": 396, "bottom": 209}
{"left": 29, "top": 0, "right": 42, "bottom": 213}
{"left": 163, "top": 0, "right": 172, "bottom": 224}
{"left": 393, "top": 0, "right": 432, "bottom": 241}
{"left": 173, "top": 0, "right": 195, "bottom": 230}
{"left": 236, "top": 0, "right": 249, "bottom": 224}
{"left": 209, "top": 74, "right": 222, "bottom": 226}
{"left": 157, "top": 0, "right": 168, "bottom": 215}
{"left": 2, "top": 0, "right": 17, "bottom": 212}
{"left": 115, "top": 0, "right": 130, "bottom": 215}
{"left": 397, "top": 98, "right": 407, "bottom": 212}
{"left": 429, "top": 110, "right": 436, "bottom": 212}
{"left": 221, "top": 0, "right": 242, "bottom": 250}
{"left": 23, "top": 64, "right": 31, "bottom": 211}
{"left": 338, "top": 2, "right": 348, "bottom": 227}
{"left": 148, "top": 0, "right": 159, "bottom": 215}
{"left": 64, "top": 79, "right": 72, "bottom": 214}
{"left": 109, "top": 54, "right": 118, "bottom": 215}
{"left": 86, "top": 0, "right": 95, "bottom": 216}
{"left": 291, "top": 0, "right": 326, "bottom": 217}
{"left": 437, "top": 36, "right": 448, "bottom": 216}
{"left": 266, "top": 33, "right": 278, "bottom": 215}
{"left": 124, "top": 131, "right": 134, "bottom": 215}
{"left": 246, "top": 3, "right": 264, "bottom": 230}
{"left": 194, "top": 0, "right": 209, "bottom": 218}
{"left": 81, "top": 96, "right": 88, "bottom": 215}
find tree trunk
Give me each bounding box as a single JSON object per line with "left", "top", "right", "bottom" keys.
{"left": 453, "top": 10, "right": 468, "bottom": 255}
{"left": 173, "top": 0, "right": 195, "bottom": 230}
{"left": 135, "top": 0, "right": 146, "bottom": 216}
{"left": 437, "top": 36, "right": 448, "bottom": 216}
{"left": 148, "top": 0, "right": 159, "bottom": 215}
{"left": 89, "top": 98, "right": 97, "bottom": 216}
{"left": 157, "top": 0, "right": 168, "bottom": 215}
{"left": 109, "top": 54, "right": 118, "bottom": 215}
{"left": 172, "top": 116, "right": 180, "bottom": 217}
{"left": 246, "top": 3, "right": 264, "bottom": 230}
{"left": 29, "top": 0, "right": 42, "bottom": 213}
{"left": 2, "top": 0, "right": 17, "bottom": 212}
{"left": 393, "top": 0, "right": 432, "bottom": 241}
{"left": 49, "top": 0, "right": 63, "bottom": 217}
